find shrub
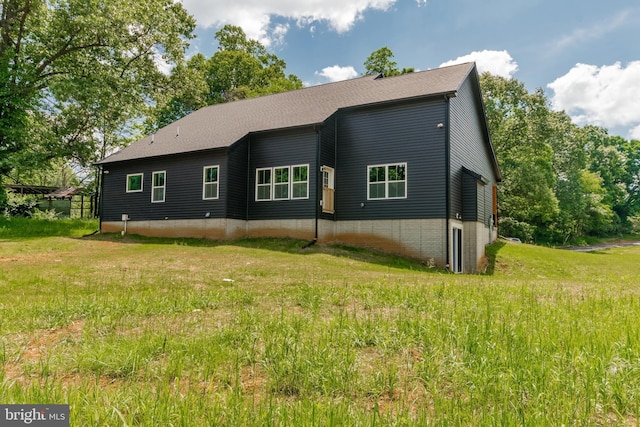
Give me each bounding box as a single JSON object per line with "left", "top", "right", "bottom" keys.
{"left": 30, "top": 209, "right": 61, "bottom": 220}
{"left": 5, "top": 193, "right": 38, "bottom": 217}
{"left": 498, "top": 216, "right": 535, "bottom": 242}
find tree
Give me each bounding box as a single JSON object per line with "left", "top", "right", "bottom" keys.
{"left": 0, "top": 0, "right": 195, "bottom": 174}
{"left": 147, "top": 25, "right": 302, "bottom": 131}
{"left": 363, "top": 47, "right": 413, "bottom": 77}
{"left": 480, "top": 73, "right": 559, "bottom": 241}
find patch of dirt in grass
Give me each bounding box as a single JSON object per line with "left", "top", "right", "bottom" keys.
{"left": 22, "top": 320, "right": 84, "bottom": 361}
{"left": 240, "top": 364, "right": 268, "bottom": 397}
{"left": 2, "top": 319, "right": 85, "bottom": 383}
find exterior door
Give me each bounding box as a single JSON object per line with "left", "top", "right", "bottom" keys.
{"left": 452, "top": 227, "right": 463, "bottom": 273}
{"left": 322, "top": 166, "right": 335, "bottom": 214}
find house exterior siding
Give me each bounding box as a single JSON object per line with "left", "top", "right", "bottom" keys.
{"left": 101, "top": 150, "right": 228, "bottom": 223}
{"left": 449, "top": 76, "right": 498, "bottom": 224}
{"left": 449, "top": 75, "right": 500, "bottom": 271}
{"left": 247, "top": 128, "right": 318, "bottom": 221}
{"left": 335, "top": 98, "right": 448, "bottom": 221}
{"left": 226, "top": 138, "right": 249, "bottom": 220}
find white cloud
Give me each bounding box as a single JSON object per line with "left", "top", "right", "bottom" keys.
{"left": 439, "top": 50, "right": 518, "bottom": 78}
{"left": 316, "top": 65, "right": 358, "bottom": 82}
{"left": 182, "top": 0, "right": 396, "bottom": 46}
{"left": 548, "top": 62, "right": 640, "bottom": 137}
{"left": 630, "top": 125, "right": 640, "bottom": 141}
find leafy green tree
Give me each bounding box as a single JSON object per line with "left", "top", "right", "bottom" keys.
{"left": 363, "top": 47, "right": 414, "bottom": 77}
{"left": 620, "top": 138, "right": 640, "bottom": 223}
{"left": 0, "top": 0, "right": 195, "bottom": 176}
{"left": 480, "top": 73, "right": 559, "bottom": 241}
{"left": 148, "top": 25, "right": 302, "bottom": 131}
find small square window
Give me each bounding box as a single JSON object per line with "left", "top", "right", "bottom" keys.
{"left": 126, "top": 173, "right": 143, "bottom": 193}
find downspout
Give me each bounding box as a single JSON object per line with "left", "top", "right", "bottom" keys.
{"left": 334, "top": 113, "right": 338, "bottom": 219}
{"left": 315, "top": 127, "right": 321, "bottom": 241}
{"left": 246, "top": 138, "right": 251, "bottom": 226}
{"left": 303, "top": 127, "right": 321, "bottom": 249}
{"left": 98, "top": 165, "right": 105, "bottom": 231}
{"left": 444, "top": 95, "right": 451, "bottom": 270}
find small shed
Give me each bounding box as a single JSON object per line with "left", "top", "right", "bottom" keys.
{"left": 4, "top": 184, "right": 94, "bottom": 218}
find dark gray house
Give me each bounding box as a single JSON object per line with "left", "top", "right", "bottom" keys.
{"left": 97, "top": 62, "right": 501, "bottom": 273}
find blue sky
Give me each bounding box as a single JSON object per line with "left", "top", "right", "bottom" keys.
{"left": 182, "top": 0, "right": 640, "bottom": 139}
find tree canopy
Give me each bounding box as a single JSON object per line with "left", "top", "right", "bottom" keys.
{"left": 480, "top": 73, "right": 640, "bottom": 243}
{"left": 363, "top": 47, "right": 414, "bottom": 77}
{"left": 148, "top": 25, "right": 303, "bottom": 131}
{"left": 0, "top": 0, "right": 195, "bottom": 175}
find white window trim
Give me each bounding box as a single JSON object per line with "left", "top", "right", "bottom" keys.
{"left": 126, "top": 173, "right": 144, "bottom": 193}
{"left": 151, "top": 171, "right": 166, "bottom": 203}
{"left": 273, "top": 166, "right": 291, "bottom": 201}
{"left": 256, "top": 167, "right": 272, "bottom": 201}
{"left": 291, "top": 164, "right": 309, "bottom": 200}
{"left": 256, "top": 164, "right": 310, "bottom": 201}
{"left": 202, "top": 165, "right": 220, "bottom": 200}
{"left": 367, "top": 163, "right": 407, "bottom": 200}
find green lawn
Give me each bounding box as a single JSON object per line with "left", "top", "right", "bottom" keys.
{"left": 1, "top": 218, "right": 639, "bottom": 426}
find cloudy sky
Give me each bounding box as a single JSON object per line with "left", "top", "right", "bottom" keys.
{"left": 181, "top": 0, "right": 640, "bottom": 139}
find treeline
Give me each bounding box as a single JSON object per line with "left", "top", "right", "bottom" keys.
{"left": 1, "top": 0, "right": 638, "bottom": 243}
{"left": 480, "top": 74, "right": 640, "bottom": 244}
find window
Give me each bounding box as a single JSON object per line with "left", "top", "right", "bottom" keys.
{"left": 126, "top": 173, "right": 143, "bottom": 193}
{"left": 203, "top": 166, "right": 219, "bottom": 200}
{"left": 256, "top": 164, "right": 309, "bottom": 201}
{"left": 151, "top": 171, "right": 166, "bottom": 203}
{"left": 292, "top": 165, "right": 308, "bottom": 199}
{"left": 274, "top": 166, "right": 290, "bottom": 200}
{"left": 367, "top": 163, "right": 407, "bottom": 200}
{"left": 256, "top": 168, "right": 272, "bottom": 201}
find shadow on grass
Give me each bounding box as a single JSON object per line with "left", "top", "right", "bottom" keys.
{"left": 483, "top": 240, "right": 507, "bottom": 275}
{"left": 86, "top": 232, "right": 450, "bottom": 274}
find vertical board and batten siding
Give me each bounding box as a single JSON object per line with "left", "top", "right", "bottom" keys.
{"left": 319, "top": 114, "right": 337, "bottom": 221}
{"left": 226, "top": 138, "right": 249, "bottom": 220}
{"left": 449, "top": 75, "right": 497, "bottom": 224}
{"left": 247, "top": 128, "right": 318, "bottom": 220}
{"left": 101, "top": 150, "right": 228, "bottom": 222}
{"left": 335, "top": 98, "right": 448, "bottom": 221}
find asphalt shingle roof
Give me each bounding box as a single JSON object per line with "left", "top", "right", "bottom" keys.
{"left": 97, "top": 62, "right": 476, "bottom": 164}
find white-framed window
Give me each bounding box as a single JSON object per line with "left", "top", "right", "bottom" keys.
{"left": 367, "top": 163, "right": 407, "bottom": 200}
{"left": 292, "top": 165, "right": 309, "bottom": 199}
{"left": 126, "top": 173, "right": 143, "bottom": 193}
{"left": 151, "top": 171, "right": 166, "bottom": 203}
{"left": 203, "top": 165, "right": 219, "bottom": 200}
{"left": 274, "top": 166, "right": 290, "bottom": 200}
{"left": 256, "top": 164, "right": 309, "bottom": 201}
{"left": 256, "top": 168, "right": 272, "bottom": 201}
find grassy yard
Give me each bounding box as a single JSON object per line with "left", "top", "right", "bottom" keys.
{"left": 1, "top": 217, "right": 639, "bottom": 426}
